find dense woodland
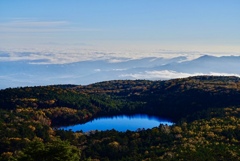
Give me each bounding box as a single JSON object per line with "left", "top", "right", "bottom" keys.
{"left": 0, "top": 76, "right": 240, "bottom": 160}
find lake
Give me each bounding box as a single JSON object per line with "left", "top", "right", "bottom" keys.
{"left": 61, "top": 114, "right": 173, "bottom": 132}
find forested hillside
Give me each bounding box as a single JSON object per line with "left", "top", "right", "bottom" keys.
{"left": 0, "top": 76, "right": 240, "bottom": 160}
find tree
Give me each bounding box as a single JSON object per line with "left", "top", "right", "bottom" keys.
{"left": 18, "top": 139, "right": 80, "bottom": 161}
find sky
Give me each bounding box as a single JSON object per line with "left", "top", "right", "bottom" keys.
{"left": 0, "top": 0, "right": 240, "bottom": 60}
{"left": 0, "top": 0, "right": 240, "bottom": 88}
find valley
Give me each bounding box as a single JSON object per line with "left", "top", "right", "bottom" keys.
{"left": 1, "top": 76, "right": 240, "bottom": 160}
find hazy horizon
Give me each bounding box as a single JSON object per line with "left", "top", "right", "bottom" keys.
{"left": 1, "top": 1, "right": 240, "bottom": 88}
{"left": 1, "top": 1, "right": 239, "bottom": 53}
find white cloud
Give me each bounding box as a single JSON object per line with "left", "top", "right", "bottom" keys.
{"left": 0, "top": 19, "right": 100, "bottom": 33}
{"left": 112, "top": 68, "right": 127, "bottom": 71}
{"left": 0, "top": 48, "right": 203, "bottom": 64}
{"left": 94, "top": 69, "right": 101, "bottom": 72}
{"left": 107, "top": 58, "right": 130, "bottom": 63}
{"left": 119, "top": 70, "right": 240, "bottom": 80}
{"left": 0, "top": 20, "right": 67, "bottom": 33}
{"left": 1, "top": 45, "right": 240, "bottom": 65}
{"left": 3, "top": 20, "right": 68, "bottom": 27}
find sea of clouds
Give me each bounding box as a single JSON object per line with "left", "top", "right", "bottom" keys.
{"left": 1, "top": 47, "right": 240, "bottom": 89}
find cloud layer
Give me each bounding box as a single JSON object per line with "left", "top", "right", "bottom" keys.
{"left": 2, "top": 47, "right": 240, "bottom": 65}
{"left": 120, "top": 70, "right": 240, "bottom": 80}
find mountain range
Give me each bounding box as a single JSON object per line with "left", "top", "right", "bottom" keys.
{"left": 1, "top": 55, "right": 240, "bottom": 89}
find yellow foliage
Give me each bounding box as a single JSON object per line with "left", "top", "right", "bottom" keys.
{"left": 188, "top": 130, "right": 194, "bottom": 135}
{"left": 74, "top": 132, "right": 84, "bottom": 139}
{"left": 16, "top": 108, "right": 23, "bottom": 113}
{"left": 182, "top": 122, "right": 187, "bottom": 127}
{"left": 229, "top": 116, "right": 236, "bottom": 122}
{"left": 20, "top": 98, "right": 38, "bottom": 102}
{"left": 23, "top": 138, "right": 31, "bottom": 142}
{"left": 8, "top": 137, "right": 21, "bottom": 141}
{"left": 172, "top": 126, "right": 182, "bottom": 133}
{"left": 224, "top": 108, "right": 233, "bottom": 111}
{"left": 1, "top": 152, "right": 13, "bottom": 158}
{"left": 231, "top": 138, "right": 238, "bottom": 143}
{"left": 200, "top": 124, "right": 211, "bottom": 131}
{"left": 213, "top": 128, "right": 222, "bottom": 133}
{"left": 28, "top": 125, "right": 36, "bottom": 131}
{"left": 207, "top": 132, "right": 215, "bottom": 138}
{"left": 108, "top": 141, "right": 120, "bottom": 148}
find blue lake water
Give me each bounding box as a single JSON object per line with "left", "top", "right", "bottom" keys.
{"left": 61, "top": 114, "right": 173, "bottom": 132}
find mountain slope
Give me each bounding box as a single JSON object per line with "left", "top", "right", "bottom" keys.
{"left": 1, "top": 76, "right": 240, "bottom": 160}
{"left": 1, "top": 76, "right": 240, "bottom": 123}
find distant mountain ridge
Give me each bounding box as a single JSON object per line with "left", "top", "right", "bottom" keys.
{"left": 151, "top": 55, "right": 240, "bottom": 73}
{"left": 1, "top": 75, "right": 240, "bottom": 123}
{"left": 1, "top": 55, "right": 240, "bottom": 89}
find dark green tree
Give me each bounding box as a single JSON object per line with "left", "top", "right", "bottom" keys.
{"left": 18, "top": 139, "right": 80, "bottom": 161}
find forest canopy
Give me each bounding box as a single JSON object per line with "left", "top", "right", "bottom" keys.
{"left": 1, "top": 76, "right": 240, "bottom": 160}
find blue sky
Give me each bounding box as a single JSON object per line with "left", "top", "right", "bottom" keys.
{"left": 0, "top": 1, "right": 240, "bottom": 88}
{"left": 0, "top": 0, "right": 240, "bottom": 53}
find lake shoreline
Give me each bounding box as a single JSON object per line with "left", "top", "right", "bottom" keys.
{"left": 59, "top": 114, "right": 173, "bottom": 132}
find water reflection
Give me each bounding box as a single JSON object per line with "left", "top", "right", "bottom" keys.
{"left": 61, "top": 114, "right": 173, "bottom": 132}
